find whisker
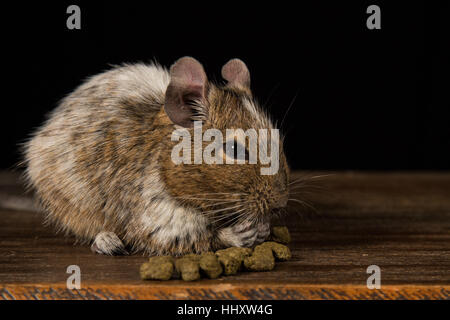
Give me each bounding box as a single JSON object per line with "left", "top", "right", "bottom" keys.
{"left": 174, "top": 197, "right": 245, "bottom": 202}
{"left": 211, "top": 210, "right": 247, "bottom": 225}
{"left": 201, "top": 200, "right": 256, "bottom": 216}
{"left": 228, "top": 211, "right": 253, "bottom": 228}
{"left": 288, "top": 198, "right": 318, "bottom": 214}
{"left": 288, "top": 174, "right": 334, "bottom": 186}
{"left": 209, "top": 209, "right": 245, "bottom": 221}
{"left": 178, "top": 192, "right": 247, "bottom": 196}
{"left": 289, "top": 172, "right": 333, "bottom": 182}
{"left": 289, "top": 180, "right": 324, "bottom": 187}
{"left": 201, "top": 201, "right": 242, "bottom": 209}
{"left": 218, "top": 210, "right": 249, "bottom": 229}
{"left": 289, "top": 184, "right": 325, "bottom": 190}
{"left": 201, "top": 204, "right": 247, "bottom": 216}
{"left": 280, "top": 89, "right": 299, "bottom": 130}
{"left": 211, "top": 208, "right": 247, "bottom": 224}
{"left": 289, "top": 187, "right": 325, "bottom": 195}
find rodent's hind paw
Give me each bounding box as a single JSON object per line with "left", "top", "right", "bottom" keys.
{"left": 91, "top": 231, "right": 128, "bottom": 255}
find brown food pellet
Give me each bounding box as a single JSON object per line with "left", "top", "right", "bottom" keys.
{"left": 270, "top": 226, "right": 291, "bottom": 244}
{"left": 139, "top": 227, "right": 292, "bottom": 281}
{"left": 199, "top": 252, "right": 223, "bottom": 279}
{"left": 175, "top": 257, "right": 201, "bottom": 281}
{"left": 215, "top": 247, "right": 252, "bottom": 275}
{"left": 140, "top": 255, "right": 174, "bottom": 280}
{"left": 259, "top": 241, "right": 292, "bottom": 261}
{"left": 216, "top": 247, "right": 252, "bottom": 260}
{"left": 243, "top": 244, "right": 275, "bottom": 271}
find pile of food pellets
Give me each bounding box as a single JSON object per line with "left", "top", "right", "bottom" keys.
{"left": 140, "top": 226, "right": 291, "bottom": 281}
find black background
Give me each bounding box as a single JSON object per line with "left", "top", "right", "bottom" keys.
{"left": 2, "top": 300, "right": 448, "bottom": 319}
{"left": 2, "top": 1, "right": 448, "bottom": 170}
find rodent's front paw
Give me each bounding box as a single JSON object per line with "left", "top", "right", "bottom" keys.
{"left": 218, "top": 220, "right": 270, "bottom": 248}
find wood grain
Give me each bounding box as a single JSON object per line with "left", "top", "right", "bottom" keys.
{"left": 0, "top": 171, "right": 449, "bottom": 300}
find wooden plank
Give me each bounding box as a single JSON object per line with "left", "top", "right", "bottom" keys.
{"left": 1, "top": 284, "right": 449, "bottom": 300}
{"left": 0, "top": 171, "right": 449, "bottom": 300}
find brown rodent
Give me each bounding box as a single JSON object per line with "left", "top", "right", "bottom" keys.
{"left": 23, "top": 57, "right": 289, "bottom": 255}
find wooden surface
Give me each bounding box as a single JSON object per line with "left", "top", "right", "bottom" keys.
{"left": 0, "top": 171, "right": 449, "bottom": 300}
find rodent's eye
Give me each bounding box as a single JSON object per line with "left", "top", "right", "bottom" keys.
{"left": 223, "top": 140, "right": 249, "bottom": 161}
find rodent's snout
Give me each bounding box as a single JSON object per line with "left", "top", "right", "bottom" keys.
{"left": 272, "top": 195, "right": 288, "bottom": 209}
{"left": 268, "top": 189, "right": 288, "bottom": 217}
{"left": 254, "top": 173, "right": 288, "bottom": 216}
{"left": 270, "top": 167, "right": 289, "bottom": 210}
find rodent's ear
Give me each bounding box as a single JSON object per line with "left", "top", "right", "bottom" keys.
{"left": 165, "top": 57, "right": 209, "bottom": 128}
{"left": 221, "top": 59, "right": 251, "bottom": 90}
